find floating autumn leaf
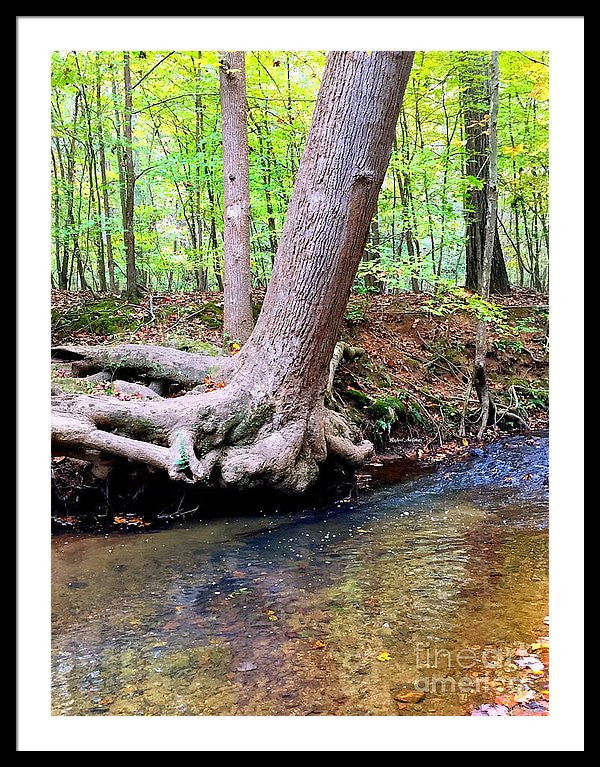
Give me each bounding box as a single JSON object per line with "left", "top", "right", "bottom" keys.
{"left": 113, "top": 515, "right": 150, "bottom": 527}
{"left": 235, "top": 661, "right": 257, "bottom": 672}
{"left": 514, "top": 655, "right": 544, "bottom": 672}
{"left": 511, "top": 704, "right": 548, "bottom": 716}
{"left": 513, "top": 689, "right": 536, "bottom": 704}
{"left": 394, "top": 690, "right": 425, "bottom": 704}
{"left": 531, "top": 641, "right": 549, "bottom": 652}
{"left": 377, "top": 652, "right": 392, "bottom": 662}
{"left": 470, "top": 703, "right": 509, "bottom": 716}
{"left": 495, "top": 694, "right": 519, "bottom": 709}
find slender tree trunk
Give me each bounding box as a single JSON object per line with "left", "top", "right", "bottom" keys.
{"left": 219, "top": 51, "right": 254, "bottom": 343}
{"left": 122, "top": 52, "right": 137, "bottom": 298}
{"left": 507, "top": 93, "right": 524, "bottom": 287}
{"left": 397, "top": 167, "right": 420, "bottom": 293}
{"left": 65, "top": 92, "right": 87, "bottom": 290}
{"left": 461, "top": 52, "right": 510, "bottom": 295}
{"left": 52, "top": 51, "right": 414, "bottom": 495}
{"left": 76, "top": 55, "right": 107, "bottom": 292}
{"left": 51, "top": 148, "right": 64, "bottom": 288}
{"left": 194, "top": 52, "right": 207, "bottom": 291}
{"left": 196, "top": 103, "right": 223, "bottom": 291}
{"left": 74, "top": 156, "right": 89, "bottom": 292}
{"left": 96, "top": 55, "right": 116, "bottom": 292}
{"left": 414, "top": 71, "right": 438, "bottom": 276}
{"left": 248, "top": 108, "right": 279, "bottom": 266}
{"left": 472, "top": 52, "right": 500, "bottom": 438}
{"left": 111, "top": 67, "right": 127, "bottom": 242}
{"left": 53, "top": 138, "right": 70, "bottom": 289}
{"left": 205, "top": 179, "right": 223, "bottom": 291}
{"left": 396, "top": 119, "right": 421, "bottom": 293}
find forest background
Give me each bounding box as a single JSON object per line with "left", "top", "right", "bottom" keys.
{"left": 50, "top": 50, "right": 549, "bottom": 297}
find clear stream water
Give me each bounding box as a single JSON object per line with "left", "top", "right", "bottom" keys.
{"left": 51, "top": 433, "right": 549, "bottom": 716}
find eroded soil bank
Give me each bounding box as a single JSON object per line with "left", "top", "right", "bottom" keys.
{"left": 51, "top": 288, "right": 548, "bottom": 527}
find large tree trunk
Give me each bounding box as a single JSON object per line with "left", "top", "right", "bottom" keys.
{"left": 52, "top": 51, "right": 414, "bottom": 495}
{"left": 461, "top": 52, "right": 510, "bottom": 295}
{"left": 219, "top": 51, "right": 254, "bottom": 344}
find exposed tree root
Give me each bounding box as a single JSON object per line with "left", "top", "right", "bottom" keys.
{"left": 51, "top": 342, "right": 371, "bottom": 495}
{"left": 326, "top": 341, "right": 365, "bottom": 401}
{"left": 49, "top": 48, "right": 417, "bottom": 496}
{"left": 52, "top": 343, "right": 232, "bottom": 388}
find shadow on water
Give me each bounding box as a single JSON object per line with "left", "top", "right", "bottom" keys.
{"left": 52, "top": 433, "right": 548, "bottom": 716}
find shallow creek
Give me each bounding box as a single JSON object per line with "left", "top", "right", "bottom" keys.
{"left": 52, "top": 433, "right": 548, "bottom": 716}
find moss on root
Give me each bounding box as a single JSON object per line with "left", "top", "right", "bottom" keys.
{"left": 345, "top": 388, "right": 371, "bottom": 408}
{"left": 51, "top": 373, "right": 98, "bottom": 395}
{"left": 166, "top": 335, "right": 221, "bottom": 355}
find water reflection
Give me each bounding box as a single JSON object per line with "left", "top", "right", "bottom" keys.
{"left": 52, "top": 434, "right": 548, "bottom": 715}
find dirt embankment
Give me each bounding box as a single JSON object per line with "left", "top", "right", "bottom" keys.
{"left": 51, "top": 288, "right": 548, "bottom": 527}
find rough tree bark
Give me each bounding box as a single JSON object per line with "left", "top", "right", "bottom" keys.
{"left": 52, "top": 51, "right": 414, "bottom": 495}
{"left": 461, "top": 51, "right": 510, "bottom": 295}
{"left": 219, "top": 51, "right": 254, "bottom": 343}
